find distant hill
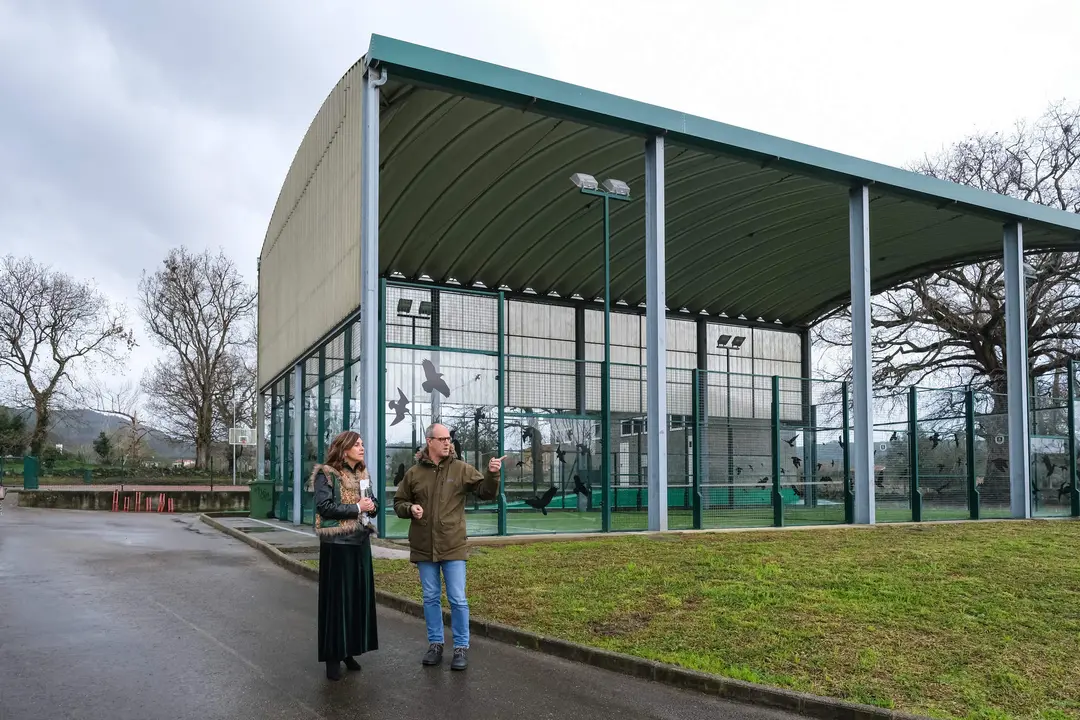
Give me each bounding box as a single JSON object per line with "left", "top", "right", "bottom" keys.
{"left": 2, "top": 407, "right": 194, "bottom": 459}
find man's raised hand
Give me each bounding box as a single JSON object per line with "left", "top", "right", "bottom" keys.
{"left": 488, "top": 455, "right": 508, "bottom": 474}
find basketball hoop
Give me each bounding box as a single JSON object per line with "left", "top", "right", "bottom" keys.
{"left": 229, "top": 427, "right": 255, "bottom": 446}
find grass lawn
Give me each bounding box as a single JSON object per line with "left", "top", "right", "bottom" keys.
{"left": 367, "top": 519, "right": 1080, "bottom": 720}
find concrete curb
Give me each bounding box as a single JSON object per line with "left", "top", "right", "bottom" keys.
{"left": 199, "top": 513, "right": 929, "bottom": 720}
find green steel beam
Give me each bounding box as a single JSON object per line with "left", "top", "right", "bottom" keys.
{"left": 317, "top": 347, "right": 327, "bottom": 462}
{"left": 385, "top": 342, "right": 498, "bottom": 357}
{"left": 1068, "top": 359, "right": 1079, "bottom": 517}
{"left": 692, "top": 369, "right": 703, "bottom": 530}
{"left": 842, "top": 381, "right": 853, "bottom": 524}
{"left": 342, "top": 324, "right": 352, "bottom": 432}
{"left": 771, "top": 375, "right": 783, "bottom": 527}
{"left": 965, "top": 388, "right": 980, "bottom": 520}
{"left": 908, "top": 385, "right": 922, "bottom": 522}
{"left": 498, "top": 290, "right": 507, "bottom": 536}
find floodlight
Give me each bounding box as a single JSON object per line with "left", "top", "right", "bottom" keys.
{"left": 600, "top": 178, "right": 630, "bottom": 197}
{"left": 716, "top": 334, "right": 731, "bottom": 348}
{"left": 418, "top": 300, "right": 433, "bottom": 316}
{"left": 396, "top": 299, "right": 413, "bottom": 315}
{"left": 731, "top": 335, "right": 746, "bottom": 349}
{"left": 570, "top": 173, "right": 599, "bottom": 191}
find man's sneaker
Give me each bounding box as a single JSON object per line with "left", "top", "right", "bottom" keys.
{"left": 451, "top": 647, "right": 468, "bottom": 671}
{"left": 422, "top": 643, "right": 444, "bottom": 666}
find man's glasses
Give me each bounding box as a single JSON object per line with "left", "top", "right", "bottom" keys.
{"left": 428, "top": 436, "right": 451, "bottom": 442}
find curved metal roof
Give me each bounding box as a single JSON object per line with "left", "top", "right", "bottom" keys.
{"left": 328, "top": 36, "right": 1080, "bottom": 327}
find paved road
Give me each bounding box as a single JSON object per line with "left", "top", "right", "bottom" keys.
{"left": 0, "top": 506, "right": 803, "bottom": 720}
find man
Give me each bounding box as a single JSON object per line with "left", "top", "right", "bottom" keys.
{"left": 393, "top": 423, "right": 504, "bottom": 671}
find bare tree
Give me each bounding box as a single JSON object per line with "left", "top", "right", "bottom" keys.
{"left": 90, "top": 379, "right": 152, "bottom": 467}
{"left": 0, "top": 255, "right": 134, "bottom": 455}
{"left": 139, "top": 247, "right": 256, "bottom": 469}
{"left": 212, "top": 350, "right": 257, "bottom": 475}
{"left": 814, "top": 100, "right": 1080, "bottom": 497}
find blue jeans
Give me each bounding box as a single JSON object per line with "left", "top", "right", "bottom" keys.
{"left": 417, "top": 560, "right": 469, "bottom": 648}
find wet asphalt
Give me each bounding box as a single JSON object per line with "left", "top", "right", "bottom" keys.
{"left": 0, "top": 506, "right": 805, "bottom": 720}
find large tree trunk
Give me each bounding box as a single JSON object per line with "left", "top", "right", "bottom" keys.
{"left": 29, "top": 399, "right": 49, "bottom": 457}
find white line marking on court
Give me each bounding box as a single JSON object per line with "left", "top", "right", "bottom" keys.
{"left": 244, "top": 517, "right": 316, "bottom": 537}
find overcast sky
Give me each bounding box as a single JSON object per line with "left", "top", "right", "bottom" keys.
{"left": 2, "top": 0, "right": 1078, "bottom": 387}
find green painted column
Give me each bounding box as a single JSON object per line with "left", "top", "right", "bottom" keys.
{"left": 498, "top": 291, "right": 507, "bottom": 536}
{"left": 1068, "top": 359, "right": 1079, "bottom": 517}
{"left": 908, "top": 385, "right": 922, "bottom": 522}
{"left": 692, "top": 369, "right": 703, "bottom": 530}
{"left": 843, "top": 381, "right": 854, "bottom": 524}
{"left": 771, "top": 375, "right": 783, "bottom": 527}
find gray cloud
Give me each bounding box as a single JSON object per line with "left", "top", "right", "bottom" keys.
{"left": 0, "top": 0, "right": 553, "bottom": 384}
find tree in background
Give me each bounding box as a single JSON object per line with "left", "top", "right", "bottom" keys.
{"left": 139, "top": 247, "right": 256, "bottom": 469}
{"left": 0, "top": 255, "right": 135, "bottom": 455}
{"left": 0, "top": 407, "right": 28, "bottom": 456}
{"left": 93, "top": 431, "right": 112, "bottom": 464}
{"left": 814, "top": 100, "right": 1080, "bottom": 497}
{"left": 91, "top": 380, "right": 152, "bottom": 467}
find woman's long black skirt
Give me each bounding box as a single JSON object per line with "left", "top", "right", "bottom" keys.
{"left": 317, "top": 538, "right": 379, "bottom": 662}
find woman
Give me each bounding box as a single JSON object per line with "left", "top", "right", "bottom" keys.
{"left": 309, "top": 430, "right": 379, "bottom": 681}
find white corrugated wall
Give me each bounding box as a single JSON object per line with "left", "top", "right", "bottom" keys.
{"left": 258, "top": 61, "right": 365, "bottom": 389}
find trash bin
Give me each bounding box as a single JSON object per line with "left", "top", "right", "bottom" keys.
{"left": 248, "top": 480, "right": 274, "bottom": 519}
{"left": 83, "top": 469, "right": 93, "bottom": 484}
{"left": 23, "top": 456, "right": 39, "bottom": 490}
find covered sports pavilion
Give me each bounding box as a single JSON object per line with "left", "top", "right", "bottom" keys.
{"left": 255, "top": 34, "right": 1080, "bottom": 536}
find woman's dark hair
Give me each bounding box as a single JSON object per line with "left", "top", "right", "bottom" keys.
{"left": 325, "top": 431, "right": 365, "bottom": 473}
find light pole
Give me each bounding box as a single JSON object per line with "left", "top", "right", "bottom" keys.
{"left": 570, "top": 173, "right": 631, "bottom": 532}
{"left": 397, "top": 298, "right": 432, "bottom": 447}
{"left": 716, "top": 334, "right": 745, "bottom": 510}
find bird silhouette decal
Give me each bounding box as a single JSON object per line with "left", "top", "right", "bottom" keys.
{"left": 555, "top": 445, "right": 566, "bottom": 464}
{"left": 783, "top": 435, "right": 797, "bottom": 448}
{"left": 572, "top": 475, "right": 591, "bottom": 497}
{"left": 421, "top": 359, "right": 451, "bottom": 398}
{"left": 929, "top": 432, "right": 941, "bottom": 450}
{"left": 1042, "top": 455, "right": 1056, "bottom": 477}
{"left": 791, "top": 457, "right": 802, "bottom": 470}
{"left": 450, "top": 428, "right": 463, "bottom": 459}
{"left": 388, "top": 388, "right": 410, "bottom": 427}
{"left": 524, "top": 486, "right": 558, "bottom": 515}
{"left": 393, "top": 463, "right": 406, "bottom": 486}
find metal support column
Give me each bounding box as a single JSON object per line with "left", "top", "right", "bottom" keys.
{"left": 498, "top": 292, "right": 507, "bottom": 535}
{"left": 292, "top": 363, "right": 303, "bottom": 525}
{"left": 1067, "top": 359, "right": 1078, "bottom": 516}
{"left": 965, "top": 388, "right": 980, "bottom": 520}
{"left": 376, "top": 279, "right": 387, "bottom": 536}
{"left": 908, "top": 385, "right": 922, "bottom": 522}
{"left": 317, "top": 348, "right": 327, "bottom": 461}
{"left": 695, "top": 317, "right": 709, "bottom": 520}
{"left": 771, "top": 376, "right": 784, "bottom": 527}
{"left": 256, "top": 392, "right": 266, "bottom": 481}
{"left": 849, "top": 185, "right": 875, "bottom": 524}
{"left": 342, "top": 324, "right": 352, "bottom": 432}
{"left": 644, "top": 135, "right": 668, "bottom": 532}
{"left": 358, "top": 64, "right": 386, "bottom": 454}
{"left": 800, "top": 327, "right": 815, "bottom": 506}
{"left": 1002, "top": 221, "right": 1031, "bottom": 519}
